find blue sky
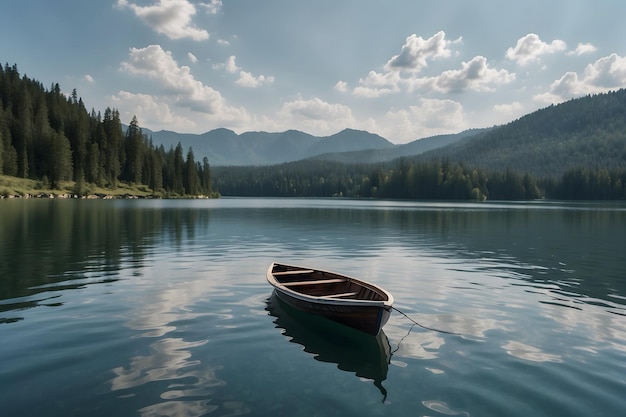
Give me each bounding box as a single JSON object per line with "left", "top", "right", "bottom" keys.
{"left": 2, "top": 0, "right": 626, "bottom": 143}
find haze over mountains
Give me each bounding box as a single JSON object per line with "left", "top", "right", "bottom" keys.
{"left": 144, "top": 127, "right": 395, "bottom": 166}
{"left": 142, "top": 125, "right": 486, "bottom": 167}
{"left": 144, "top": 89, "right": 626, "bottom": 177}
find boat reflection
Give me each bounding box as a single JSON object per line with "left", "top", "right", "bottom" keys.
{"left": 266, "top": 292, "right": 391, "bottom": 401}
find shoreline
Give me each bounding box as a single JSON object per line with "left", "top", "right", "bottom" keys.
{"left": 0, "top": 192, "right": 213, "bottom": 200}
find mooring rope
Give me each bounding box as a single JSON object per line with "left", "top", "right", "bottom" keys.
{"left": 392, "top": 307, "right": 463, "bottom": 336}
{"left": 390, "top": 322, "right": 416, "bottom": 354}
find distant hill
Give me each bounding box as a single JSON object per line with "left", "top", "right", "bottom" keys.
{"left": 144, "top": 127, "right": 395, "bottom": 166}
{"left": 143, "top": 125, "right": 483, "bottom": 166}
{"left": 309, "top": 129, "right": 488, "bottom": 164}
{"left": 412, "top": 90, "right": 626, "bottom": 177}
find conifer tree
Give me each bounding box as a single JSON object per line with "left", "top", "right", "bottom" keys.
{"left": 15, "top": 84, "right": 34, "bottom": 178}
{"left": 173, "top": 143, "right": 184, "bottom": 194}
{"left": 45, "top": 131, "right": 73, "bottom": 188}
{"left": 201, "top": 157, "right": 212, "bottom": 194}
{"left": 102, "top": 107, "right": 123, "bottom": 185}
{"left": 123, "top": 115, "right": 144, "bottom": 183}
{"left": 184, "top": 147, "right": 200, "bottom": 195}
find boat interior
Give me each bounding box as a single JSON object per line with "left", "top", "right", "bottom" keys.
{"left": 272, "top": 265, "right": 387, "bottom": 301}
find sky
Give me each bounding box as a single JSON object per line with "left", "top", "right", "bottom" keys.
{"left": 2, "top": 0, "right": 626, "bottom": 144}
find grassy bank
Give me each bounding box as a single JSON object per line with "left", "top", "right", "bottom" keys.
{"left": 0, "top": 175, "right": 218, "bottom": 199}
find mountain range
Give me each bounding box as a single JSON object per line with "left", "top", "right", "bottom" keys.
{"left": 143, "top": 89, "right": 626, "bottom": 177}
{"left": 143, "top": 127, "right": 400, "bottom": 166}
{"left": 141, "top": 124, "right": 492, "bottom": 167}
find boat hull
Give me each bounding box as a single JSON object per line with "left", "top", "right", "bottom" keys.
{"left": 272, "top": 286, "right": 392, "bottom": 336}
{"left": 267, "top": 262, "right": 394, "bottom": 335}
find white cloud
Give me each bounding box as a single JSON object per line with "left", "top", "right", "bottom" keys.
{"left": 356, "top": 55, "right": 514, "bottom": 97}
{"left": 582, "top": 53, "right": 626, "bottom": 87}
{"left": 277, "top": 97, "right": 356, "bottom": 135}
{"left": 356, "top": 70, "right": 401, "bottom": 94}
{"left": 567, "top": 42, "right": 597, "bottom": 56}
{"left": 108, "top": 90, "right": 195, "bottom": 131}
{"left": 352, "top": 85, "right": 396, "bottom": 98}
{"left": 429, "top": 56, "right": 516, "bottom": 93}
{"left": 216, "top": 39, "right": 230, "bottom": 46}
{"left": 353, "top": 32, "right": 512, "bottom": 97}
{"left": 535, "top": 53, "right": 626, "bottom": 103}
{"left": 198, "top": 0, "right": 222, "bottom": 14}
{"left": 334, "top": 81, "right": 348, "bottom": 93}
{"left": 214, "top": 56, "right": 274, "bottom": 88}
{"left": 187, "top": 52, "right": 198, "bottom": 63}
{"left": 384, "top": 31, "right": 460, "bottom": 73}
{"left": 263, "top": 97, "right": 470, "bottom": 143}
{"left": 506, "top": 33, "right": 567, "bottom": 66}
{"left": 212, "top": 55, "right": 240, "bottom": 73}
{"left": 116, "top": 0, "right": 209, "bottom": 41}
{"left": 84, "top": 74, "right": 95, "bottom": 83}
{"left": 235, "top": 71, "right": 274, "bottom": 88}
{"left": 353, "top": 73, "right": 399, "bottom": 97}
{"left": 381, "top": 98, "right": 468, "bottom": 141}
{"left": 494, "top": 101, "right": 524, "bottom": 117}
{"left": 119, "top": 44, "right": 247, "bottom": 121}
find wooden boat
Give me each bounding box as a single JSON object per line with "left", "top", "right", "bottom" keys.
{"left": 266, "top": 262, "right": 394, "bottom": 335}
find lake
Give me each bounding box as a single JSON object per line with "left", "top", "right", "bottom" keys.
{"left": 1, "top": 198, "right": 625, "bottom": 417}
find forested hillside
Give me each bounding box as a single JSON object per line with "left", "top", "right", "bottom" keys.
{"left": 415, "top": 90, "right": 626, "bottom": 177}
{"left": 0, "top": 64, "right": 213, "bottom": 196}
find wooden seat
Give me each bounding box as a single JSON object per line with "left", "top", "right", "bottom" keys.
{"left": 272, "top": 269, "right": 314, "bottom": 276}
{"left": 282, "top": 278, "right": 346, "bottom": 286}
{"left": 325, "top": 292, "right": 359, "bottom": 298}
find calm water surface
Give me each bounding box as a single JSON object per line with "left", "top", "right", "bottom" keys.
{"left": 1, "top": 198, "right": 625, "bottom": 417}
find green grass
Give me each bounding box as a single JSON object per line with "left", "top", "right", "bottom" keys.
{"left": 0, "top": 175, "right": 217, "bottom": 198}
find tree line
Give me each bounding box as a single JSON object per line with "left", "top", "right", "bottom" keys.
{"left": 213, "top": 158, "right": 626, "bottom": 200}
{"left": 0, "top": 63, "right": 213, "bottom": 196}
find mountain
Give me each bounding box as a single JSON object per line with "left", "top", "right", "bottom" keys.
{"left": 411, "top": 90, "right": 626, "bottom": 177}
{"left": 144, "top": 127, "right": 395, "bottom": 166}
{"left": 143, "top": 125, "right": 480, "bottom": 166}
{"left": 309, "top": 129, "right": 488, "bottom": 164}
{"left": 143, "top": 90, "right": 626, "bottom": 175}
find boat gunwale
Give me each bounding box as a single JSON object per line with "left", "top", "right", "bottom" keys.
{"left": 266, "top": 262, "right": 394, "bottom": 308}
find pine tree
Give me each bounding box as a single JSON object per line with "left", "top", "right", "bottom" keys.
{"left": 173, "top": 143, "right": 184, "bottom": 194}
{"left": 45, "top": 131, "right": 73, "bottom": 188}
{"left": 86, "top": 142, "right": 101, "bottom": 185}
{"left": 15, "top": 84, "right": 34, "bottom": 178}
{"left": 1, "top": 123, "right": 17, "bottom": 177}
{"left": 67, "top": 96, "right": 89, "bottom": 182}
{"left": 145, "top": 144, "right": 163, "bottom": 193}
{"left": 102, "top": 107, "right": 123, "bottom": 186}
{"left": 200, "top": 157, "right": 212, "bottom": 194}
{"left": 183, "top": 147, "right": 200, "bottom": 195}
{"left": 0, "top": 104, "right": 5, "bottom": 174}
{"left": 123, "top": 115, "right": 144, "bottom": 183}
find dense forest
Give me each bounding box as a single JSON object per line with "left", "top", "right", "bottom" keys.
{"left": 0, "top": 64, "right": 213, "bottom": 196}
{"left": 413, "top": 90, "right": 626, "bottom": 178}
{"left": 214, "top": 159, "right": 626, "bottom": 200}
